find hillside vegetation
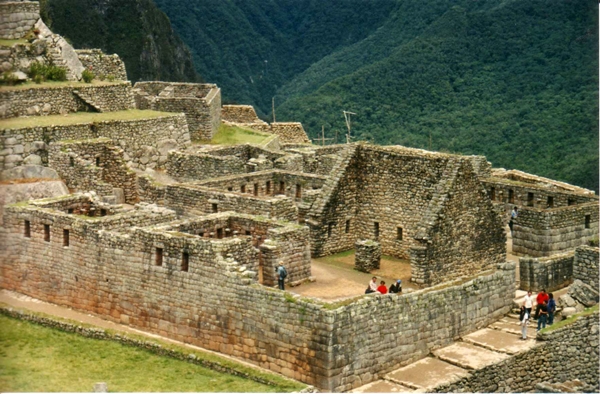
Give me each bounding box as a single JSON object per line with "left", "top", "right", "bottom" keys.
{"left": 40, "top": 0, "right": 201, "bottom": 83}
{"left": 156, "top": 0, "right": 598, "bottom": 192}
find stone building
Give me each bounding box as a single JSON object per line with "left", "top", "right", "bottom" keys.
{"left": 0, "top": 4, "right": 598, "bottom": 391}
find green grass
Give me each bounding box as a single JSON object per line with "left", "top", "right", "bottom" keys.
{"left": 0, "top": 110, "right": 176, "bottom": 129}
{"left": 0, "top": 314, "right": 300, "bottom": 392}
{"left": 202, "top": 124, "right": 271, "bottom": 145}
{"left": 541, "top": 304, "right": 599, "bottom": 333}
{"left": 0, "top": 80, "right": 123, "bottom": 91}
{"left": 0, "top": 38, "right": 28, "bottom": 47}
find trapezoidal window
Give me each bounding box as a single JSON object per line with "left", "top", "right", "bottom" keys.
{"left": 95, "top": 157, "right": 101, "bottom": 167}
{"left": 266, "top": 181, "right": 271, "bottom": 194}
{"left": 100, "top": 209, "right": 107, "bottom": 216}
{"left": 327, "top": 223, "right": 333, "bottom": 238}
{"left": 241, "top": 185, "right": 246, "bottom": 193}
{"left": 44, "top": 224, "right": 50, "bottom": 242}
{"left": 63, "top": 229, "right": 70, "bottom": 247}
{"left": 527, "top": 192, "right": 534, "bottom": 207}
{"left": 374, "top": 222, "right": 380, "bottom": 240}
{"left": 24, "top": 220, "right": 31, "bottom": 238}
{"left": 397, "top": 227, "right": 403, "bottom": 241}
{"left": 69, "top": 157, "right": 74, "bottom": 167}
{"left": 155, "top": 248, "right": 163, "bottom": 266}
{"left": 547, "top": 196, "right": 554, "bottom": 208}
{"left": 585, "top": 215, "right": 591, "bottom": 229}
{"left": 489, "top": 187, "right": 496, "bottom": 201}
{"left": 216, "top": 228, "right": 224, "bottom": 239}
{"left": 508, "top": 189, "right": 514, "bottom": 204}
{"left": 182, "top": 252, "right": 189, "bottom": 272}
{"left": 279, "top": 181, "right": 285, "bottom": 194}
{"left": 295, "top": 184, "right": 302, "bottom": 199}
{"left": 345, "top": 220, "right": 350, "bottom": 234}
{"left": 227, "top": 187, "right": 233, "bottom": 192}
{"left": 245, "top": 230, "right": 251, "bottom": 236}
{"left": 254, "top": 183, "right": 259, "bottom": 196}
{"left": 212, "top": 203, "right": 218, "bottom": 213}
{"left": 568, "top": 198, "right": 574, "bottom": 206}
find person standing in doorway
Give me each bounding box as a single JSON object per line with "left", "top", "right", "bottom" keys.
{"left": 276, "top": 262, "right": 287, "bottom": 290}
{"left": 509, "top": 206, "right": 518, "bottom": 236}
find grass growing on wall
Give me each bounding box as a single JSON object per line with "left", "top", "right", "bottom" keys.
{"left": 0, "top": 315, "right": 299, "bottom": 392}
{"left": 204, "top": 124, "right": 271, "bottom": 145}
{"left": 0, "top": 109, "right": 175, "bottom": 129}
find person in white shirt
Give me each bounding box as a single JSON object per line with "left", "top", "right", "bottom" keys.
{"left": 523, "top": 291, "right": 534, "bottom": 316}
{"left": 365, "top": 277, "right": 379, "bottom": 294}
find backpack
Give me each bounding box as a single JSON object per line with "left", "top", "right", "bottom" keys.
{"left": 280, "top": 266, "right": 287, "bottom": 279}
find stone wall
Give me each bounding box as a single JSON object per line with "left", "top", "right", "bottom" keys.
{"left": 0, "top": 39, "right": 47, "bottom": 75}
{"left": 1, "top": 113, "right": 190, "bottom": 171}
{"left": 222, "top": 105, "right": 265, "bottom": 124}
{"left": 269, "top": 123, "right": 310, "bottom": 144}
{"left": 573, "top": 246, "right": 599, "bottom": 292}
{"left": 431, "top": 311, "right": 599, "bottom": 393}
{"left": 0, "top": 197, "right": 516, "bottom": 390}
{"left": 0, "top": 83, "right": 135, "bottom": 119}
{"left": 134, "top": 82, "right": 221, "bottom": 140}
{"left": 307, "top": 144, "right": 505, "bottom": 286}
{"left": 166, "top": 151, "right": 247, "bottom": 181}
{"left": 48, "top": 138, "right": 138, "bottom": 204}
{"left": 482, "top": 178, "right": 597, "bottom": 211}
{"left": 164, "top": 184, "right": 298, "bottom": 223}
{"left": 512, "top": 202, "right": 599, "bottom": 257}
{"left": 354, "top": 240, "right": 381, "bottom": 272}
{"left": 519, "top": 251, "right": 574, "bottom": 292}
{"left": 76, "top": 49, "right": 127, "bottom": 81}
{"left": 0, "top": 1, "right": 39, "bottom": 39}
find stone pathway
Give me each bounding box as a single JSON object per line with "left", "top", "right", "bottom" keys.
{"left": 351, "top": 289, "right": 545, "bottom": 393}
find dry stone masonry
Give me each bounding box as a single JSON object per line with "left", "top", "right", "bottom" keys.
{"left": 0, "top": 6, "right": 598, "bottom": 391}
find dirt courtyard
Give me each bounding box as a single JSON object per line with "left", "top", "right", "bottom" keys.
{"left": 289, "top": 251, "right": 423, "bottom": 301}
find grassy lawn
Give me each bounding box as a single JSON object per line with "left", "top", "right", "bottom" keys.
{"left": 0, "top": 110, "right": 175, "bottom": 129}
{"left": 0, "top": 80, "right": 124, "bottom": 91}
{"left": 0, "top": 315, "right": 302, "bottom": 392}
{"left": 0, "top": 38, "right": 28, "bottom": 47}
{"left": 201, "top": 124, "right": 271, "bottom": 145}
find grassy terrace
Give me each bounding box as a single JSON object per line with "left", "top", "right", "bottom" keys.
{"left": 0, "top": 38, "right": 27, "bottom": 47}
{"left": 0, "top": 314, "right": 304, "bottom": 392}
{"left": 0, "top": 110, "right": 175, "bottom": 129}
{"left": 0, "top": 80, "right": 126, "bottom": 92}
{"left": 201, "top": 124, "right": 271, "bottom": 145}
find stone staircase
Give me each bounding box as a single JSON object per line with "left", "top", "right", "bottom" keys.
{"left": 73, "top": 90, "right": 103, "bottom": 112}
{"left": 351, "top": 289, "right": 559, "bottom": 393}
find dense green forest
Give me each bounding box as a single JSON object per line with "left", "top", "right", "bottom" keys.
{"left": 40, "top": 0, "right": 200, "bottom": 83}
{"left": 155, "top": 0, "right": 598, "bottom": 192}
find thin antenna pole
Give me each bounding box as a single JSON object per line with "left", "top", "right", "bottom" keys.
{"left": 272, "top": 97, "right": 276, "bottom": 123}
{"left": 343, "top": 111, "right": 356, "bottom": 144}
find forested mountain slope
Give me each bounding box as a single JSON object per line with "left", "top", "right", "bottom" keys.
{"left": 40, "top": 0, "right": 201, "bottom": 83}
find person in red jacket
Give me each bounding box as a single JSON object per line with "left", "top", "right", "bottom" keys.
{"left": 377, "top": 280, "right": 388, "bottom": 294}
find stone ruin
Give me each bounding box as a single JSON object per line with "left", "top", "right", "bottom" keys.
{"left": 0, "top": 2, "right": 598, "bottom": 392}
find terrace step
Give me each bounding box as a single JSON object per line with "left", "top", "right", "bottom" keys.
{"left": 73, "top": 90, "right": 103, "bottom": 113}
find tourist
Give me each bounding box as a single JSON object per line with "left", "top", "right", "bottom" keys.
{"left": 534, "top": 289, "right": 549, "bottom": 319}
{"left": 365, "top": 277, "right": 378, "bottom": 294}
{"left": 520, "top": 306, "right": 530, "bottom": 340}
{"left": 389, "top": 279, "right": 402, "bottom": 294}
{"left": 547, "top": 293, "right": 556, "bottom": 325}
{"left": 537, "top": 300, "right": 548, "bottom": 331}
{"left": 377, "top": 281, "right": 388, "bottom": 294}
{"left": 509, "top": 206, "right": 518, "bottom": 236}
{"left": 276, "top": 262, "right": 287, "bottom": 290}
{"left": 523, "top": 290, "right": 534, "bottom": 316}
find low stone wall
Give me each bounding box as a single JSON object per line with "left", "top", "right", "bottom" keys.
{"left": 269, "top": 123, "right": 310, "bottom": 144}
{"left": 1, "top": 113, "right": 190, "bottom": 171}
{"left": 431, "top": 311, "right": 600, "bottom": 393}
{"left": 0, "top": 1, "right": 39, "bottom": 39}
{"left": 166, "top": 151, "right": 247, "bottom": 181}
{"left": 0, "top": 82, "right": 135, "bottom": 119}
{"left": 519, "top": 251, "right": 574, "bottom": 292}
{"left": 134, "top": 82, "right": 221, "bottom": 140}
{"left": 222, "top": 105, "right": 264, "bottom": 124}
{"left": 573, "top": 246, "right": 599, "bottom": 292}
{"left": 76, "top": 49, "right": 127, "bottom": 81}
{"left": 513, "top": 202, "right": 599, "bottom": 257}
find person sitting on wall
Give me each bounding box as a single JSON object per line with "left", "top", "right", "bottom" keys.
{"left": 389, "top": 279, "right": 402, "bottom": 294}
{"left": 377, "top": 281, "right": 388, "bottom": 294}
{"left": 509, "top": 206, "right": 518, "bottom": 236}
{"left": 365, "top": 277, "right": 378, "bottom": 294}
{"left": 534, "top": 289, "right": 549, "bottom": 319}
{"left": 276, "top": 262, "right": 287, "bottom": 291}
